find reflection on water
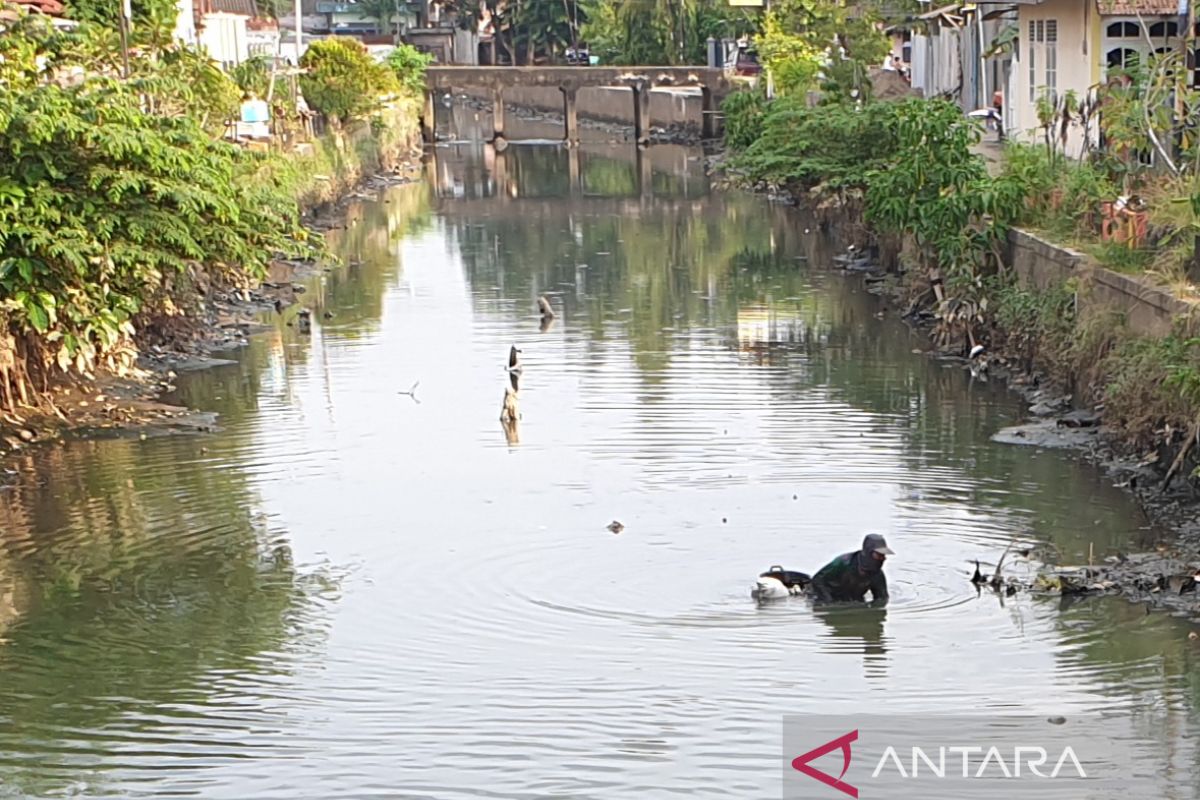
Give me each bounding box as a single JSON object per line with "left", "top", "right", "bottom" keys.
{"left": 0, "top": 130, "right": 1197, "bottom": 798}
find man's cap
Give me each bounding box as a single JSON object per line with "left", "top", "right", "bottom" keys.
{"left": 863, "top": 533, "right": 895, "bottom": 555}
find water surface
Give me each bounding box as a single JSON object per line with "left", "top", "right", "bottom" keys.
{"left": 1, "top": 125, "right": 1198, "bottom": 798}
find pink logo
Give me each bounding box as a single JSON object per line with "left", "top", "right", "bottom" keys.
{"left": 791, "top": 729, "right": 859, "bottom": 798}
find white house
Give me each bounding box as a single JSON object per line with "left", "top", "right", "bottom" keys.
{"left": 1000, "top": 0, "right": 1185, "bottom": 155}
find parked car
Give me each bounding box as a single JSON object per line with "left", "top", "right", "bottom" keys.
{"left": 565, "top": 45, "right": 590, "bottom": 66}
{"left": 734, "top": 46, "right": 762, "bottom": 76}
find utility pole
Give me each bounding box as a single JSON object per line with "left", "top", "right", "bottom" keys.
{"left": 118, "top": 0, "right": 131, "bottom": 78}
{"left": 294, "top": 0, "right": 303, "bottom": 63}
{"left": 764, "top": 0, "right": 774, "bottom": 100}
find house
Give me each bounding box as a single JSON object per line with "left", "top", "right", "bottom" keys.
{"left": 988, "top": 0, "right": 1185, "bottom": 155}
{"left": 910, "top": 4, "right": 966, "bottom": 100}
{"left": 193, "top": 0, "right": 279, "bottom": 67}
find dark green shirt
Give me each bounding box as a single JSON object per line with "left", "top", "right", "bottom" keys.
{"left": 811, "top": 551, "right": 889, "bottom": 606}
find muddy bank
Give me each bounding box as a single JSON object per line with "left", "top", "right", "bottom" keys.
{"left": 0, "top": 159, "right": 423, "bottom": 479}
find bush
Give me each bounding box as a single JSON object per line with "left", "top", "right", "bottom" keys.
{"left": 733, "top": 98, "right": 900, "bottom": 190}
{"left": 722, "top": 90, "right": 766, "bottom": 152}
{"left": 1001, "top": 143, "right": 1116, "bottom": 238}
{"left": 385, "top": 44, "right": 433, "bottom": 96}
{"left": 0, "top": 24, "right": 313, "bottom": 407}
{"left": 299, "top": 37, "right": 399, "bottom": 122}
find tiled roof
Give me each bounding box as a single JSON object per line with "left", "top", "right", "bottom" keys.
{"left": 9, "top": 0, "right": 66, "bottom": 15}
{"left": 1096, "top": 0, "right": 1182, "bottom": 16}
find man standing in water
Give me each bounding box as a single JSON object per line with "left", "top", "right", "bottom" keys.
{"left": 810, "top": 534, "right": 893, "bottom": 606}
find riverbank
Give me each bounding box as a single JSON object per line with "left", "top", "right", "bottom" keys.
{"left": 0, "top": 103, "right": 421, "bottom": 472}
{"left": 710, "top": 121, "right": 1200, "bottom": 623}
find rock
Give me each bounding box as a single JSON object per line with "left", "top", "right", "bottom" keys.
{"left": 993, "top": 421, "right": 1100, "bottom": 450}
{"left": 1057, "top": 409, "right": 1101, "bottom": 428}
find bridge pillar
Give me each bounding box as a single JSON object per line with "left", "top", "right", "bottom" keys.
{"left": 422, "top": 90, "right": 436, "bottom": 144}
{"left": 560, "top": 86, "right": 579, "bottom": 145}
{"left": 631, "top": 85, "right": 651, "bottom": 146}
{"left": 701, "top": 87, "right": 716, "bottom": 140}
{"left": 491, "top": 88, "right": 506, "bottom": 142}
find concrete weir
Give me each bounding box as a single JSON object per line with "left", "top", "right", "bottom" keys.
{"left": 423, "top": 66, "right": 734, "bottom": 145}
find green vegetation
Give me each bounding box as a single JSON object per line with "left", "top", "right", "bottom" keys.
{"left": 582, "top": 0, "right": 757, "bottom": 65}
{"left": 0, "top": 9, "right": 421, "bottom": 415}
{"left": 386, "top": 43, "right": 434, "bottom": 95}
{"left": 756, "top": 0, "right": 891, "bottom": 100}
{"left": 719, "top": 89, "right": 766, "bottom": 153}
{"left": 300, "top": 37, "right": 400, "bottom": 123}
{"left": 731, "top": 97, "right": 897, "bottom": 191}
{"left": 63, "top": 0, "right": 177, "bottom": 29}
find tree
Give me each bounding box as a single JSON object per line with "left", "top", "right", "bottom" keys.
{"left": 0, "top": 15, "right": 312, "bottom": 411}
{"left": 299, "top": 37, "right": 400, "bottom": 122}
{"left": 757, "top": 0, "right": 889, "bottom": 99}
{"left": 440, "top": 0, "right": 584, "bottom": 64}
{"left": 581, "top": 0, "right": 754, "bottom": 66}
{"left": 63, "top": 0, "right": 178, "bottom": 31}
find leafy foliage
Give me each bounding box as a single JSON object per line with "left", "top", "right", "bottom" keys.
{"left": 299, "top": 37, "right": 399, "bottom": 122}
{"left": 0, "top": 15, "right": 315, "bottom": 410}
{"left": 731, "top": 98, "right": 899, "bottom": 190}
{"left": 63, "top": 0, "right": 177, "bottom": 30}
{"left": 865, "top": 99, "right": 1027, "bottom": 348}
{"left": 758, "top": 0, "right": 889, "bottom": 100}
{"left": 385, "top": 44, "right": 433, "bottom": 95}
{"left": 581, "top": 0, "right": 754, "bottom": 65}
{"left": 721, "top": 89, "right": 766, "bottom": 152}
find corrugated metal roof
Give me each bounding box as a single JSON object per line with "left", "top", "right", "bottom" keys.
{"left": 1097, "top": 0, "right": 1182, "bottom": 14}
{"left": 197, "top": 0, "right": 258, "bottom": 16}
{"left": 918, "top": 3, "right": 964, "bottom": 19}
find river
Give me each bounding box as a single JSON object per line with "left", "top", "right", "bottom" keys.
{"left": 0, "top": 109, "right": 1198, "bottom": 798}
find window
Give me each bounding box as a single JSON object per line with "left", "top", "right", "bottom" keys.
{"left": 1045, "top": 20, "right": 1057, "bottom": 100}
{"left": 1148, "top": 21, "right": 1179, "bottom": 38}
{"left": 1028, "top": 20, "right": 1037, "bottom": 102}
{"left": 1029, "top": 19, "right": 1057, "bottom": 103}
{"left": 1106, "top": 21, "right": 1141, "bottom": 38}
{"left": 1107, "top": 47, "right": 1140, "bottom": 70}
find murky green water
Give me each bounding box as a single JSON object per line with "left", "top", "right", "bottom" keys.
{"left": 1, "top": 123, "right": 1198, "bottom": 798}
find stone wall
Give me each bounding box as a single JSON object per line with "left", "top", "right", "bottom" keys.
{"left": 1009, "top": 229, "right": 1199, "bottom": 338}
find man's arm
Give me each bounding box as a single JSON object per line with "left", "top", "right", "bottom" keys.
{"left": 811, "top": 574, "right": 835, "bottom": 603}
{"left": 869, "top": 570, "right": 889, "bottom": 607}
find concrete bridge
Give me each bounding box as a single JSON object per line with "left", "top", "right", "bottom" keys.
{"left": 423, "top": 67, "right": 734, "bottom": 146}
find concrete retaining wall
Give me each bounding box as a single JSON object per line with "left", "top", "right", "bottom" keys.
{"left": 1009, "top": 228, "right": 1199, "bottom": 338}
{"left": 461, "top": 85, "right": 704, "bottom": 133}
